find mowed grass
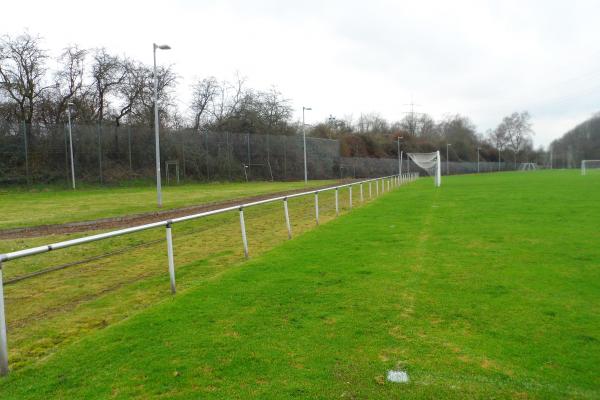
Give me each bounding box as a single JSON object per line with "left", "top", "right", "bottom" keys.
{"left": 0, "top": 180, "right": 336, "bottom": 229}
{"left": 0, "top": 180, "right": 377, "bottom": 371}
{"left": 1, "top": 170, "right": 599, "bottom": 399}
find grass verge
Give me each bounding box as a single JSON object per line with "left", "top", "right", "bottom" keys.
{"left": 1, "top": 170, "right": 598, "bottom": 399}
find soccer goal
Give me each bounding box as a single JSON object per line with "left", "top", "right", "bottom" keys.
{"left": 407, "top": 151, "right": 441, "bottom": 187}
{"left": 581, "top": 160, "right": 600, "bottom": 175}
{"left": 519, "top": 162, "right": 537, "bottom": 171}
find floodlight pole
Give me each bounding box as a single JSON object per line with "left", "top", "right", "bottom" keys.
{"left": 67, "top": 103, "right": 76, "bottom": 189}
{"left": 446, "top": 143, "right": 451, "bottom": 175}
{"left": 477, "top": 147, "right": 480, "bottom": 173}
{"left": 302, "top": 106, "right": 311, "bottom": 184}
{"left": 153, "top": 43, "right": 171, "bottom": 208}
{"left": 397, "top": 136, "right": 404, "bottom": 175}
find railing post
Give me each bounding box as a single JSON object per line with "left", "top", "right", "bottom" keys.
{"left": 360, "top": 183, "right": 364, "bottom": 202}
{"left": 314, "top": 191, "right": 319, "bottom": 225}
{"left": 335, "top": 188, "right": 339, "bottom": 216}
{"left": 239, "top": 207, "right": 249, "bottom": 258}
{"left": 369, "top": 181, "right": 372, "bottom": 198}
{"left": 165, "top": 222, "right": 176, "bottom": 294}
{"left": 0, "top": 261, "right": 8, "bottom": 376}
{"left": 376, "top": 179, "right": 379, "bottom": 196}
{"left": 349, "top": 186, "right": 353, "bottom": 209}
{"left": 283, "top": 198, "right": 292, "bottom": 239}
{"left": 387, "top": 178, "right": 390, "bottom": 191}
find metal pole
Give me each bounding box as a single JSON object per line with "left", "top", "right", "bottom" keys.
{"left": 239, "top": 207, "right": 249, "bottom": 258}
{"left": 67, "top": 105, "right": 76, "bottom": 189}
{"left": 283, "top": 198, "right": 292, "bottom": 239}
{"left": 314, "top": 192, "right": 319, "bottom": 225}
{"left": 302, "top": 107, "right": 308, "bottom": 183}
{"left": 335, "top": 188, "right": 339, "bottom": 216}
{"left": 22, "top": 121, "right": 30, "bottom": 185}
{"left": 98, "top": 124, "right": 103, "bottom": 184}
{"left": 369, "top": 181, "right": 372, "bottom": 198}
{"left": 349, "top": 186, "right": 353, "bottom": 209}
{"left": 360, "top": 183, "right": 364, "bottom": 202}
{"left": 400, "top": 151, "right": 403, "bottom": 178}
{"left": 397, "top": 137, "right": 401, "bottom": 175}
{"left": 153, "top": 44, "right": 163, "bottom": 207}
{"left": 446, "top": 144, "right": 450, "bottom": 175}
{"left": 498, "top": 148, "right": 501, "bottom": 171}
{"left": 0, "top": 262, "right": 8, "bottom": 376}
{"left": 376, "top": 179, "right": 379, "bottom": 196}
{"left": 165, "top": 222, "right": 176, "bottom": 294}
{"left": 128, "top": 125, "right": 132, "bottom": 172}
{"left": 477, "top": 147, "right": 480, "bottom": 173}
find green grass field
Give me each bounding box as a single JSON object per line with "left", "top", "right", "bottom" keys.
{"left": 0, "top": 171, "right": 598, "bottom": 399}
{"left": 0, "top": 180, "right": 336, "bottom": 229}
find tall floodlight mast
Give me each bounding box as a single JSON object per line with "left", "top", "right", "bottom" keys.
{"left": 153, "top": 43, "right": 171, "bottom": 208}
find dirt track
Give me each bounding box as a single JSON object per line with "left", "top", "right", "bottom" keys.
{"left": 0, "top": 182, "right": 347, "bottom": 240}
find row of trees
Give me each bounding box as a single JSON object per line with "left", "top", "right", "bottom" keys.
{"left": 310, "top": 111, "right": 540, "bottom": 166}
{"left": 1, "top": 31, "right": 541, "bottom": 165}
{"left": 549, "top": 113, "right": 600, "bottom": 168}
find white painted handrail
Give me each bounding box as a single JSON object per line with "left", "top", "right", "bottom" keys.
{"left": 0, "top": 172, "right": 419, "bottom": 375}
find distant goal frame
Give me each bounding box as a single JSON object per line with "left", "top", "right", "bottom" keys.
{"left": 581, "top": 160, "right": 600, "bottom": 175}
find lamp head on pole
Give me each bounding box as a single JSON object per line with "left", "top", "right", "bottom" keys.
{"left": 154, "top": 43, "right": 171, "bottom": 50}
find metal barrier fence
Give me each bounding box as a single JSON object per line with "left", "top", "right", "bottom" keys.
{"left": 0, "top": 172, "right": 419, "bottom": 375}
{"left": 1, "top": 122, "right": 514, "bottom": 185}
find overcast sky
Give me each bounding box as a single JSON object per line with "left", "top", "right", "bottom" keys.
{"left": 4, "top": 0, "right": 600, "bottom": 147}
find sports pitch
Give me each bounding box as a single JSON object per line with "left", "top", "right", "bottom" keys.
{"left": 0, "top": 170, "right": 598, "bottom": 398}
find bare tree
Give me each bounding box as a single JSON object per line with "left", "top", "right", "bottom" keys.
{"left": 128, "top": 64, "right": 177, "bottom": 127}
{"left": 90, "top": 48, "right": 126, "bottom": 124}
{"left": 256, "top": 87, "right": 292, "bottom": 134}
{"left": 497, "top": 111, "right": 534, "bottom": 167}
{"left": 0, "top": 33, "right": 48, "bottom": 130}
{"left": 112, "top": 59, "right": 146, "bottom": 127}
{"left": 190, "top": 76, "right": 219, "bottom": 130}
{"left": 37, "top": 45, "right": 87, "bottom": 124}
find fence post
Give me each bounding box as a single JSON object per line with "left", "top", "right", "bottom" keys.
{"left": 349, "top": 186, "right": 353, "bottom": 209}
{"left": 376, "top": 179, "right": 379, "bottom": 196}
{"left": 283, "top": 198, "right": 292, "bottom": 239}
{"left": 0, "top": 261, "right": 9, "bottom": 376}
{"left": 369, "top": 181, "right": 372, "bottom": 198}
{"left": 360, "top": 183, "right": 364, "bottom": 202}
{"left": 239, "top": 207, "right": 249, "bottom": 258}
{"left": 128, "top": 125, "right": 133, "bottom": 172}
{"left": 97, "top": 124, "right": 103, "bottom": 184}
{"left": 387, "top": 178, "right": 390, "bottom": 191}
{"left": 22, "top": 122, "right": 30, "bottom": 185}
{"left": 165, "top": 222, "right": 176, "bottom": 294}
{"left": 335, "top": 188, "right": 339, "bottom": 216}
{"left": 314, "top": 191, "right": 319, "bottom": 225}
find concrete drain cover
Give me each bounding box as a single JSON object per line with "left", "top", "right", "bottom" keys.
{"left": 386, "top": 370, "right": 409, "bottom": 383}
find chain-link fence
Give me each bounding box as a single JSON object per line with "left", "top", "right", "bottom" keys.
{"left": 0, "top": 122, "right": 515, "bottom": 185}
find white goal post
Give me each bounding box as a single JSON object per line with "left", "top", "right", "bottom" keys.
{"left": 581, "top": 160, "right": 600, "bottom": 175}
{"left": 407, "top": 151, "right": 441, "bottom": 187}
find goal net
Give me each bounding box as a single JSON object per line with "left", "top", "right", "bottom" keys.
{"left": 581, "top": 160, "right": 600, "bottom": 175}
{"left": 407, "top": 151, "right": 441, "bottom": 187}
{"left": 519, "top": 162, "right": 537, "bottom": 171}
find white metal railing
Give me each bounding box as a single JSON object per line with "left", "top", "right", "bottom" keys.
{"left": 0, "top": 172, "right": 419, "bottom": 375}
